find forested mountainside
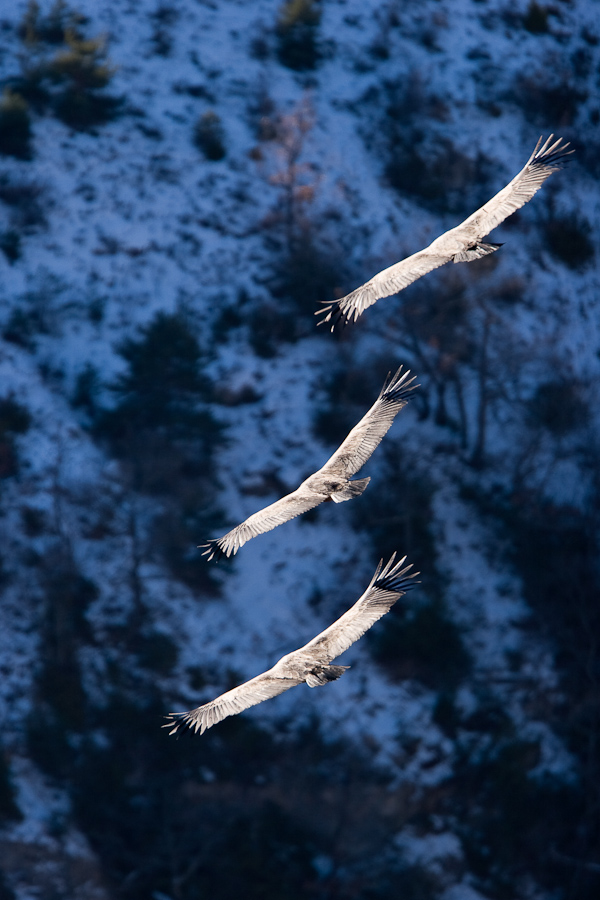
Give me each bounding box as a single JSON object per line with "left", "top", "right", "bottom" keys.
{"left": 0, "top": 1, "right": 599, "bottom": 898}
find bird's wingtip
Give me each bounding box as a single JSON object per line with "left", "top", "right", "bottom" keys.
{"left": 375, "top": 555, "right": 420, "bottom": 594}
{"left": 199, "top": 539, "right": 226, "bottom": 562}
{"left": 382, "top": 365, "right": 420, "bottom": 401}
{"left": 162, "top": 713, "right": 186, "bottom": 737}
{"left": 315, "top": 302, "right": 347, "bottom": 332}
{"left": 531, "top": 134, "right": 575, "bottom": 169}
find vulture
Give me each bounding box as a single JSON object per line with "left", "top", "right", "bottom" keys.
{"left": 201, "top": 365, "right": 417, "bottom": 560}
{"left": 317, "top": 134, "right": 573, "bottom": 329}
{"left": 165, "top": 552, "right": 418, "bottom": 735}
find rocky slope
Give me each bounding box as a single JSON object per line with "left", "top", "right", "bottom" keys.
{"left": 0, "top": 1, "right": 599, "bottom": 899}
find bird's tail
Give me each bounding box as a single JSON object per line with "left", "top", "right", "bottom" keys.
{"left": 453, "top": 241, "right": 503, "bottom": 263}
{"left": 306, "top": 664, "right": 350, "bottom": 687}
{"left": 331, "top": 477, "right": 371, "bottom": 503}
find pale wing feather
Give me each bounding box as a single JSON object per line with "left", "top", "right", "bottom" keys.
{"left": 456, "top": 134, "right": 573, "bottom": 239}
{"left": 203, "top": 368, "right": 417, "bottom": 558}
{"left": 317, "top": 135, "right": 572, "bottom": 328}
{"left": 202, "top": 487, "right": 325, "bottom": 559}
{"left": 319, "top": 366, "right": 417, "bottom": 479}
{"left": 165, "top": 669, "right": 302, "bottom": 736}
{"left": 166, "top": 553, "right": 418, "bottom": 736}
{"left": 303, "top": 554, "right": 418, "bottom": 662}
{"left": 318, "top": 250, "right": 448, "bottom": 327}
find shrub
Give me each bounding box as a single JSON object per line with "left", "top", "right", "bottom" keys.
{"left": 363, "top": 77, "right": 496, "bottom": 215}
{"left": 276, "top": 0, "right": 322, "bottom": 71}
{"left": 0, "top": 177, "right": 46, "bottom": 230}
{"left": 2, "top": 278, "right": 59, "bottom": 346}
{"left": 26, "top": 560, "right": 97, "bottom": 778}
{"left": 351, "top": 446, "right": 439, "bottom": 581}
{"left": 26, "top": 706, "right": 75, "bottom": 779}
{"left": 36, "top": 563, "right": 97, "bottom": 731}
{"left": 499, "top": 494, "right": 599, "bottom": 690}
{"left": 149, "top": 3, "right": 179, "bottom": 57}
{"left": 272, "top": 230, "right": 347, "bottom": 322}
{"left": 459, "top": 481, "right": 600, "bottom": 898}
{"left": 3, "top": 307, "right": 37, "bottom": 347}
{"left": 0, "top": 396, "right": 32, "bottom": 436}
{"left": 18, "top": 0, "right": 83, "bottom": 45}
{"left": 133, "top": 630, "right": 179, "bottom": 675}
{"left": 246, "top": 300, "right": 296, "bottom": 358}
{"left": 0, "top": 90, "right": 33, "bottom": 159}
{"left": 67, "top": 698, "right": 399, "bottom": 900}
{"left": 197, "top": 801, "right": 316, "bottom": 900}
{"left": 511, "top": 74, "right": 586, "bottom": 128}
{"left": 6, "top": 68, "right": 50, "bottom": 116}
{"left": 98, "top": 312, "right": 217, "bottom": 450}
{"left": 13, "top": 3, "right": 121, "bottom": 130}
{"left": 543, "top": 212, "right": 595, "bottom": 270}
{"left": 312, "top": 357, "right": 395, "bottom": 448}
{"left": 487, "top": 276, "right": 525, "bottom": 307}
{"left": 385, "top": 135, "right": 493, "bottom": 215}
{"left": 527, "top": 380, "right": 588, "bottom": 436}
{"left": 0, "top": 395, "right": 31, "bottom": 479}
{"left": 95, "top": 312, "right": 224, "bottom": 587}
{"left": 153, "top": 500, "right": 224, "bottom": 593}
{"left": 21, "top": 504, "right": 47, "bottom": 536}
{"left": 48, "top": 31, "right": 121, "bottom": 129}
{"left": 0, "top": 754, "right": 22, "bottom": 823}
{"left": 370, "top": 596, "right": 471, "bottom": 690}
{"left": 71, "top": 362, "right": 101, "bottom": 419}
{"left": 453, "top": 739, "right": 572, "bottom": 897}
{"left": 0, "top": 230, "right": 22, "bottom": 264}
{"left": 342, "top": 440, "right": 471, "bottom": 687}
{"left": 193, "top": 111, "right": 226, "bottom": 161}
{"left": 523, "top": 2, "right": 549, "bottom": 34}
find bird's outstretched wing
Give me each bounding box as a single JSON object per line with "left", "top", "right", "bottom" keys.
{"left": 202, "top": 366, "right": 418, "bottom": 559}
{"left": 317, "top": 249, "right": 448, "bottom": 329}
{"left": 458, "top": 134, "right": 573, "bottom": 239}
{"left": 317, "top": 135, "right": 573, "bottom": 329}
{"left": 201, "top": 488, "right": 326, "bottom": 560}
{"left": 166, "top": 551, "right": 417, "bottom": 736}
{"left": 320, "top": 365, "right": 418, "bottom": 479}
{"left": 164, "top": 669, "right": 302, "bottom": 736}
{"left": 304, "top": 553, "right": 419, "bottom": 662}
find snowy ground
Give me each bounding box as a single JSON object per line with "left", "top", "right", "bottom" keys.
{"left": 1, "top": 1, "right": 599, "bottom": 898}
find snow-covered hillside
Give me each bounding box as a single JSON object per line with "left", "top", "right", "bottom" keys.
{"left": 0, "top": 2, "right": 599, "bottom": 899}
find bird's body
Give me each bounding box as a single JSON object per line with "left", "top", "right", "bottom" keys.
{"left": 201, "top": 365, "right": 417, "bottom": 560}
{"left": 165, "top": 553, "right": 418, "bottom": 736}
{"left": 317, "top": 135, "right": 573, "bottom": 329}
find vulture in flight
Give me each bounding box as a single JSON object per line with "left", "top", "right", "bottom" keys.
{"left": 317, "top": 134, "right": 573, "bottom": 329}
{"left": 201, "top": 365, "right": 417, "bottom": 560}
{"left": 165, "top": 552, "right": 418, "bottom": 736}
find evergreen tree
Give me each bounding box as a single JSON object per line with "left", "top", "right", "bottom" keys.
{"left": 0, "top": 90, "right": 32, "bottom": 159}
{"left": 13, "top": 1, "right": 121, "bottom": 129}
{"left": 276, "top": 0, "right": 322, "bottom": 71}
{"left": 100, "top": 311, "right": 217, "bottom": 451}
{"left": 96, "top": 312, "right": 224, "bottom": 588}
{"left": 48, "top": 29, "right": 121, "bottom": 128}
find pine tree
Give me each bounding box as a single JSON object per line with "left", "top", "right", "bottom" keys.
{"left": 0, "top": 90, "right": 32, "bottom": 159}
{"left": 96, "top": 312, "right": 224, "bottom": 588}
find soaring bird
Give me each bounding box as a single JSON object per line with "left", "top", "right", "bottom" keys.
{"left": 165, "top": 553, "right": 418, "bottom": 736}
{"left": 201, "top": 365, "right": 417, "bottom": 561}
{"left": 317, "top": 135, "right": 573, "bottom": 329}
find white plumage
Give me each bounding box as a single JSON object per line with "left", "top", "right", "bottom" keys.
{"left": 165, "top": 553, "right": 418, "bottom": 736}
{"left": 201, "top": 365, "right": 418, "bottom": 560}
{"left": 317, "top": 135, "right": 573, "bottom": 329}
